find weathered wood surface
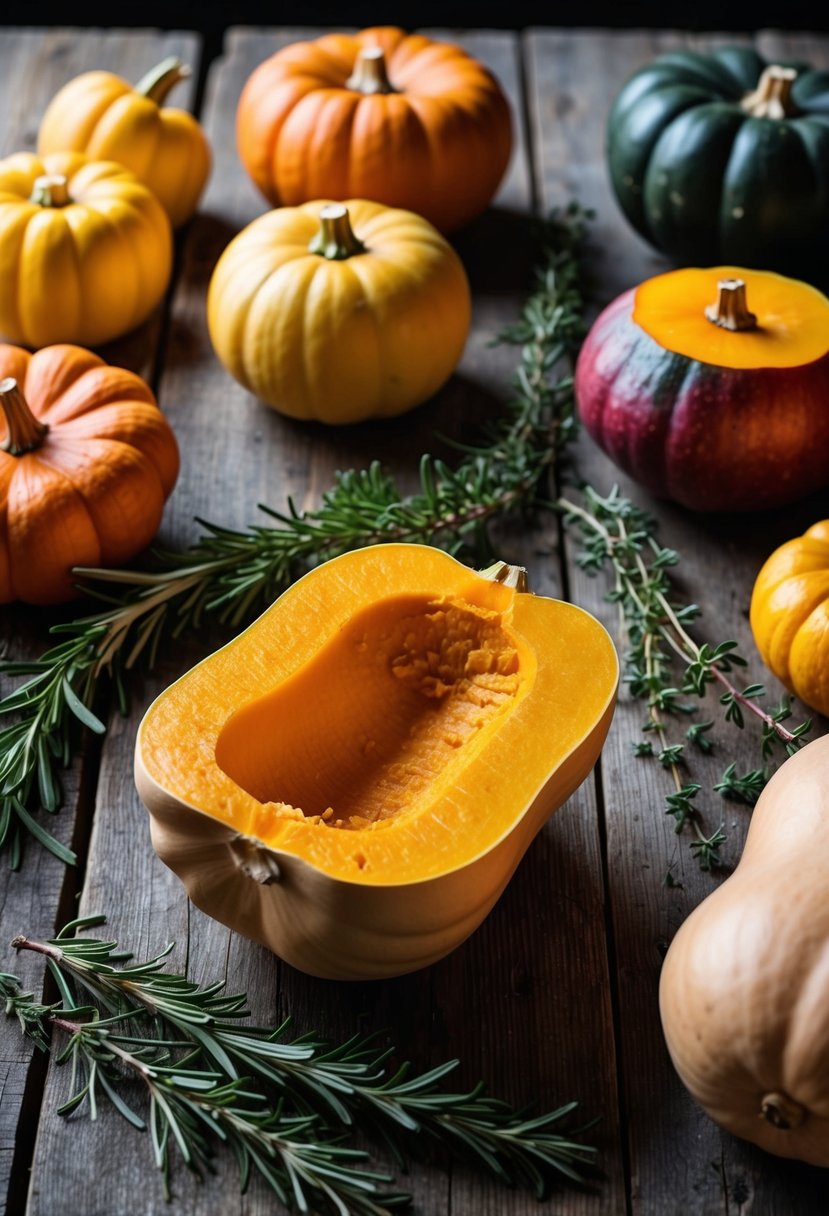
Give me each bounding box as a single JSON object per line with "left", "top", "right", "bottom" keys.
{"left": 1, "top": 22, "right": 828, "bottom": 1216}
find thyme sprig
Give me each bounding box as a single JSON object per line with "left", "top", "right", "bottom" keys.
{"left": 5, "top": 916, "right": 597, "bottom": 1206}
{"left": 0, "top": 206, "right": 590, "bottom": 866}
{"left": 559, "top": 485, "right": 811, "bottom": 867}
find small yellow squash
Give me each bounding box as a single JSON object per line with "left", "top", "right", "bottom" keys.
{"left": 206, "top": 199, "right": 471, "bottom": 424}
{"left": 660, "top": 736, "right": 829, "bottom": 1164}
{"left": 750, "top": 520, "right": 829, "bottom": 718}
{"left": 38, "top": 58, "right": 211, "bottom": 228}
{"left": 0, "top": 151, "right": 172, "bottom": 348}
{"left": 135, "top": 545, "right": 618, "bottom": 979}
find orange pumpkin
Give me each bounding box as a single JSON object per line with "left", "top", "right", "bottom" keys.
{"left": 38, "top": 58, "right": 211, "bottom": 228}
{"left": 236, "top": 27, "right": 513, "bottom": 233}
{"left": 0, "top": 344, "right": 179, "bottom": 604}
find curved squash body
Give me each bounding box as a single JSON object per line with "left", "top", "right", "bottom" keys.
{"left": 236, "top": 27, "right": 512, "bottom": 233}
{"left": 207, "top": 199, "right": 471, "bottom": 424}
{"left": 0, "top": 343, "right": 179, "bottom": 604}
{"left": 660, "top": 736, "right": 829, "bottom": 1164}
{"left": 607, "top": 46, "right": 829, "bottom": 278}
{"left": 750, "top": 520, "right": 829, "bottom": 717}
{"left": 37, "top": 59, "right": 211, "bottom": 227}
{"left": 135, "top": 545, "right": 618, "bottom": 979}
{"left": 0, "top": 152, "right": 172, "bottom": 347}
{"left": 574, "top": 267, "right": 829, "bottom": 511}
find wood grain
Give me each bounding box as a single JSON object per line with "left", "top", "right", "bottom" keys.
{"left": 527, "top": 26, "right": 829, "bottom": 1216}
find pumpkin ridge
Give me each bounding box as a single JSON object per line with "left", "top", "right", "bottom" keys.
{"left": 8, "top": 456, "right": 100, "bottom": 602}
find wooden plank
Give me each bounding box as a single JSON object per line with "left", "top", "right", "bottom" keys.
{"left": 25, "top": 24, "right": 623, "bottom": 1215}
{"left": 527, "top": 27, "right": 829, "bottom": 1216}
{"left": 0, "top": 27, "right": 201, "bottom": 1216}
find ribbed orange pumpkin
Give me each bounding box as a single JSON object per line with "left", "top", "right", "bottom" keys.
{"left": 750, "top": 520, "right": 829, "bottom": 718}
{"left": 0, "top": 344, "right": 179, "bottom": 604}
{"left": 236, "top": 27, "right": 513, "bottom": 233}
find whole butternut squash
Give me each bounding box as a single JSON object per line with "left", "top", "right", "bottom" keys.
{"left": 135, "top": 545, "right": 618, "bottom": 980}
{"left": 660, "top": 735, "right": 829, "bottom": 1164}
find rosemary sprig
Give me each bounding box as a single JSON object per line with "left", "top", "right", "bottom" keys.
{"left": 0, "top": 205, "right": 590, "bottom": 866}
{"left": 560, "top": 485, "right": 811, "bottom": 867}
{"left": 5, "top": 916, "right": 597, "bottom": 1206}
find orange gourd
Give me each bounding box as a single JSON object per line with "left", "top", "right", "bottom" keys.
{"left": 660, "top": 735, "right": 829, "bottom": 1164}
{"left": 0, "top": 152, "right": 172, "bottom": 347}
{"left": 135, "top": 545, "right": 618, "bottom": 980}
{"left": 38, "top": 58, "right": 211, "bottom": 227}
{"left": 236, "top": 27, "right": 512, "bottom": 233}
{"left": 207, "top": 199, "right": 471, "bottom": 424}
{"left": 750, "top": 520, "right": 829, "bottom": 717}
{"left": 0, "top": 344, "right": 179, "bottom": 604}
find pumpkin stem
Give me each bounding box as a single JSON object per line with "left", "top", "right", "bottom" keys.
{"left": 0, "top": 378, "right": 48, "bottom": 455}
{"left": 135, "top": 56, "right": 191, "bottom": 105}
{"left": 741, "top": 65, "right": 798, "bottom": 119}
{"left": 309, "top": 204, "right": 367, "bottom": 260}
{"left": 704, "top": 279, "right": 758, "bottom": 332}
{"left": 760, "top": 1091, "right": 806, "bottom": 1131}
{"left": 346, "top": 46, "right": 397, "bottom": 95}
{"left": 479, "top": 560, "right": 530, "bottom": 593}
{"left": 228, "top": 835, "right": 282, "bottom": 885}
{"left": 29, "top": 174, "right": 70, "bottom": 208}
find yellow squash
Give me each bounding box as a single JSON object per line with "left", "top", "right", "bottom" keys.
{"left": 660, "top": 736, "right": 829, "bottom": 1165}
{"left": 207, "top": 199, "right": 471, "bottom": 424}
{"left": 0, "top": 151, "right": 172, "bottom": 348}
{"left": 135, "top": 545, "right": 618, "bottom": 979}
{"left": 750, "top": 520, "right": 829, "bottom": 718}
{"left": 38, "top": 57, "right": 211, "bottom": 227}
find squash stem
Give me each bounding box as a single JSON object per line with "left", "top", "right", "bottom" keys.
{"left": 135, "top": 56, "right": 191, "bottom": 104}
{"left": 760, "top": 1091, "right": 805, "bottom": 1131}
{"left": 0, "top": 379, "right": 48, "bottom": 455}
{"left": 346, "top": 46, "right": 396, "bottom": 95}
{"left": 479, "top": 560, "right": 529, "bottom": 593}
{"left": 309, "top": 204, "right": 367, "bottom": 260}
{"left": 704, "top": 279, "right": 758, "bottom": 332}
{"left": 29, "top": 174, "right": 70, "bottom": 208}
{"left": 741, "top": 65, "right": 797, "bottom": 119}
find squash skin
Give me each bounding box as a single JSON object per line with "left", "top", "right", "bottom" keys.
{"left": 750, "top": 520, "right": 829, "bottom": 718}
{"left": 236, "top": 27, "right": 512, "bottom": 234}
{"left": 207, "top": 198, "right": 471, "bottom": 424}
{"left": 660, "top": 736, "right": 829, "bottom": 1164}
{"left": 0, "top": 151, "right": 172, "bottom": 347}
{"left": 0, "top": 343, "right": 179, "bottom": 604}
{"left": 37, "top": 61, "right": 211, "bottom": 228}
{"left": 574, "top": 274, "right": 829, "bottom": 512}
{"left": 607, "top": 46, "right": 829, "bottom": 280}
{"left": 135, "top": 545, "right": 618, "bottom": 980}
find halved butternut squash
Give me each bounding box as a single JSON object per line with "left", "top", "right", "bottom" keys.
{"left": 135, "top": 544, "right": 618, "bottom": 979}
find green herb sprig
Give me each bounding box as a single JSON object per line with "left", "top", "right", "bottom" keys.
{"left": 5, "top": 915, "right": 597, "bottom": 1208}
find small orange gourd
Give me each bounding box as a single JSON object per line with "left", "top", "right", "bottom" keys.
{"left": 0, "top": 343, "right": 179, "bottom": 604}
{"left": 660, "top": 735, "right": 829, "bottom": 1165}
{"left": 236, "top": 26, "right": 512, "bottom": 233}
{"left": 207, "top": 199, "right": 471, "bottom": 424}
{"left": 38, "top": 58, "right": 211, "bottom": 227}
{"left": 135, "top": 545, "right": 618, "bottom": 980}
{"left": 750, "top": 521, "right": 829, "bottom": 718}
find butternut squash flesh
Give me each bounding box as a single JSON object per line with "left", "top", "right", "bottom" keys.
{"left": 136, "top": 545, "right": 618, "bottom": 977}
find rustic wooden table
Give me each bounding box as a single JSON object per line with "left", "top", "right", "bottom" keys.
{"left": 1, "top": 22, "right": 828, "bottom": 1216}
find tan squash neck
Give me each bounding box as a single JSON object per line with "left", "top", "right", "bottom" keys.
{"left": 742, "top": 65, "right": 798, "bottom": 119}
{"left": 135, "top": 56, "right": 191, "bottom": 105}
{"left": 346, "top": 46, "right": 397, "bottom": 95}
{"left": 760, "top": 1091, "right": 806, "bottom": 1131}
{"left": 29, "top": 174, "right": 70, "bottom": 208}
{"left": 0, "top": 378, "right": 48, "bottom": 455}
{"left": 308, "top": 204, "right": 366, "bottom": 260}
{"left": 705, "top": 279, "right": 758, "bottom": 332}
{"left": 479, "top": 561, "right": 530, "bottom": 593}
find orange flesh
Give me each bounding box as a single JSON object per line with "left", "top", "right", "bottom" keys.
{"left": 216, "top": 595, "right": 524, "bottom": 830}
{"left": 633, "top": 267, "right": 829, "bottom": 369}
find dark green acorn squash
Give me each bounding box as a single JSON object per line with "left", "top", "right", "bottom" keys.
{"left": 607, "top": 47, "right": 829, "bottom": 281}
